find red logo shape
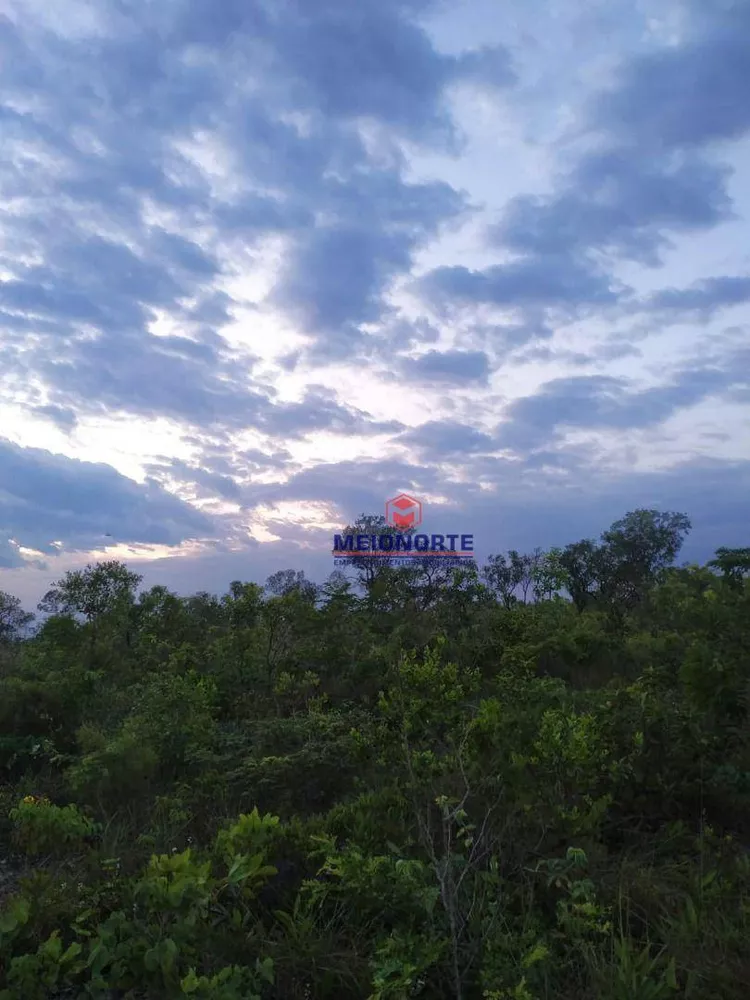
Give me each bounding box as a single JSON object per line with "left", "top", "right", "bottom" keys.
{"left": 386, "top": 493, "right": 422, "bottom": 529}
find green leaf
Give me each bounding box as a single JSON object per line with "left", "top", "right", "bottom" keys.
{"left": 160, "top": 937, "right": 179, "bottom": 977}
{"left": 144, "top": 946, "right": 160, "bottom": 973}
{"left": 61, "top": 940, "right": 83, "bottom": 964}
{"left": 665, "top": 957, "right": 678, "bottom": 990}
{"left": 256, "top": 956, "right": 274, "bottom": 985}
{"left": 181, "top": 968, "right": 200, "bottom": 994}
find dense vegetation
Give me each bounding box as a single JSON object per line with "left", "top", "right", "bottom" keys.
{"left": 1, "top": 509, "right": 749, "bottom": 999}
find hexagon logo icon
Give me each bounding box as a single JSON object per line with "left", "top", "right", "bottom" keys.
{"left": 386, "top": 493, "right": 422, "bottom": 529}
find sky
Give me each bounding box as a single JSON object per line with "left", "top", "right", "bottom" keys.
{"left": 1, "top": 0, "right": 749, "bottom": 607}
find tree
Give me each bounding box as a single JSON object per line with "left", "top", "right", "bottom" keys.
{"left": 321, "top": 569, "right": 352, "bottom": 599}
{"left": 337, "top": 513, "right": 411, "bottom": 592}
{"left": 0, "top": 591, "right": 34, "bottom": 642}
{"left": 558, "top": 540, "right": 602, "bottom": 612}
{"left": 38, "top": 560, "right": 142, "bottom": 623}
{"left": 708, "top": 547, "right": 750, "bottom": 590}
{"left": 531, "top": 547, "right": 566, "bottom": 601}
{"left": 509, "top": 549, "right": 535, "bottom": 603}
{"left": 483, "top": 549, "right": 547, "bottom": 606}
{"left": 600, "top": 509, "right": 692, "bottom": 609}
{"left": 482, "top": 553, "right": 521, "bottom": 609}
{"left": 223, "top": 581, "right": 264, "bottom": 628}
{"left": 264, "top": 569, "right": 318, "bottom": 603}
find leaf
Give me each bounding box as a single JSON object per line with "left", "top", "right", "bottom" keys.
{"left": 160, "top": 937, "right": 178, "bottom": 976}
{"left": 143, "top": 946, "right": 160, "bottom": 973}
{"left": 701, "top": 869, "right": 717, "bottom": 889}
{"left": 256, "top": 956, "right": 274, "bottom": 984}
{"left": 61, "top": 940, "right": 83, "bottom": 964}
{"left": 665, "top": 956, "right": 678, "bottom": 990}
{"left": 522, "top": 942, "right": 550, "bottom": 968}
{"left": 181, "top": 968, "right": 200, "bottom": 994}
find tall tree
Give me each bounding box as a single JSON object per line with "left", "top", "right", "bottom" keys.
{"left": 708, "top": 546, "right": 750, "bottom": 590}
{"left": 337, "top": 513, "right": 411, "bottom": 592}
{"left": 558, "top": 539, "right": 603, "bottom": 612}
{"left": 264, "top": 569, "right": 318, "bottom": 603}
{"left": 509, "top": 550, "right": 536, "bottom": 603}
{"left": 38, "top": 560, "right": 142, "bottom": 623}
{"left": 601, "top": 509, "right": 692, "bottom": 609}
{"left": 482, "top": 553, "right": 522, "bottom": 608}
{"left": 0, "top": 591, "right": 34, "bottom": 642}
{"left": 531, "top": 547, "right": 566, "bottom": 601}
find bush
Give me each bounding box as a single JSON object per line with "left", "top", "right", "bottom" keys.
{"left": 9, "top": 797, "right": 98, "bottom": 857}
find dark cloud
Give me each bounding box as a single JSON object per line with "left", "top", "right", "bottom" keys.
{"left": 460, "top": 456, "right": 750, "bottom": 569}
{"left": 143, "top": 442, "right": 299, "bottom": 505}
{"left": 238, "top": 457, "right": 448, "bottom": 517}
{"left": 514, "top": 346, "right": 593, "bottom": 367}
{"left": 174, "top": 0, "right": 513, "bottom": 141}
{"left": 0, "top": 0, "right": 498, "bottom": 421}
{"left": 143, "top": 458, "right": 244, "bottom": 503}
{"left": 0, "top": 437, "right": 214, "bottom": 564}
{"left": 234, "top": 451, "right": 750, "bottom": 573}
{"left": 643, "top": 276, "right": 750, "bottom": 321}
{"left": 593, "top": 4, "right": 750, "bottom": 150}
{"left": 497, "top": 368, "right": 741, "bottom": 451}
{"left": 454, "top": 45, "right": 516, "bottom": 90}
{"left": 495, "top": 152, "right": 733, "bottom": 266}
{"left": 420, "top": 255, "right": 625, "bottom": 311}
{"left": 399, "top": 349, "right": 490, "bottom": 384}
{"left": 259, "top": 1, "right": 458, "bottom": 140}
{"left": 515, "top": 338, "right": 642, "bottom": 366}
{"left": 4, "top": 452, "right": 749, "bottom": 602}
{"left": 399, "top": 420, "right": 496, "bottom": 455}
{"left": 268, "top": 386, "right": 406, "bottom": 437}
{"left": 418, "top": 2, "right": 746, "bottom": 338}
{"left": 1, "top": 0, "right": 748, "bottom": 594}
{"left": 272, "top": 172, "right": 467, "bottom": 352}
{"left": 34, "top": 330, "right": 267, "bottom": 430}
{"left": 29, "top": 405, "right": 78, "bottom": 433}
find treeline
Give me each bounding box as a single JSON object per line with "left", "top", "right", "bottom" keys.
{"left": 0, "top": 509, "right": 749, "bottom": 998}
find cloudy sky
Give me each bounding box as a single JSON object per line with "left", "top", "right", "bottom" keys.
{"left": 1, "top": 0, "right": 749, "bottom": 605}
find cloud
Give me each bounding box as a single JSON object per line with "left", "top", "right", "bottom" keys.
{"left": 1, "top": 0, "right": 749, "bottom": 599}
{"left": 497, "top": 368, "right": 742, "bottom": 451}
{"left": 454, "top": 44, "right": 516, "bottom": 91}
{"left": 420, "top": 254, "right": 625, "bottom": 313}
{"left": 399, "top": 420, "right": 496, "bottom": 455}
{"left": 592, "top": 3, "right": 750, "bottom": 150}
{"left": 267, "top": 386, "right": 406, "bottom": 437}
{"left": 29, "top": 404, "right": 79, "bottom": 433}
{"left": 643, "top": 275, "right": 750, "bottom": 321}
{"left": 143, "top": 458, "right": 244, "bottom": 503}
{"left": 0, "top": 0, "right": 497, "bottom": 422}
{"left": 4, "top": 451, "right": 749, "bottom": 604}
{"left": 495, "top": 152, "right": 733, "bottom": 266}
{"left": 0, "top": 437, "right": 214, "bottom": 564}
{"left": 32, "top": 329, "right": 267, "bottom": 431}
{"left": 417, "top": 1, "right": 747, "bottom": 343}
{"left": 254, "top": 1, "right": 458, "bottom": 140}
{"left": 271, "top": 171, "right": 468, "bottom": 356}
{"left": 399, "top": 349, "right": 490, "bottom": 384}
{"left": 143, "top": 443, "right": 300, "bottom": 507}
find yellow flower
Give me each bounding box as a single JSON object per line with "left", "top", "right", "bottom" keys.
{"left": 22, "top": 795, "right": 36, "bottom": 805}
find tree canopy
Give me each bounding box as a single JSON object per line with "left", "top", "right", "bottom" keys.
{"left": 0, "top": 507, "right": 748, "bottom": 999}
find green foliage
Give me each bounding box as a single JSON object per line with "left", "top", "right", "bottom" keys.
{"left": 9, "top": 795, "right": 98, "bottom": 857}
{"left": 0, "top": 591, "right": 34, "bottom": 643}
{"left": 215, "top": 806, "right": 280, "bottom": 857}
{"left": 1, "top": 512, "right": 749, "bottom": 997}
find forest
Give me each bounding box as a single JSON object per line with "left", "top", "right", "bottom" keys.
{"left": 0, "top": 509, "right": 749, "bottom": 999}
